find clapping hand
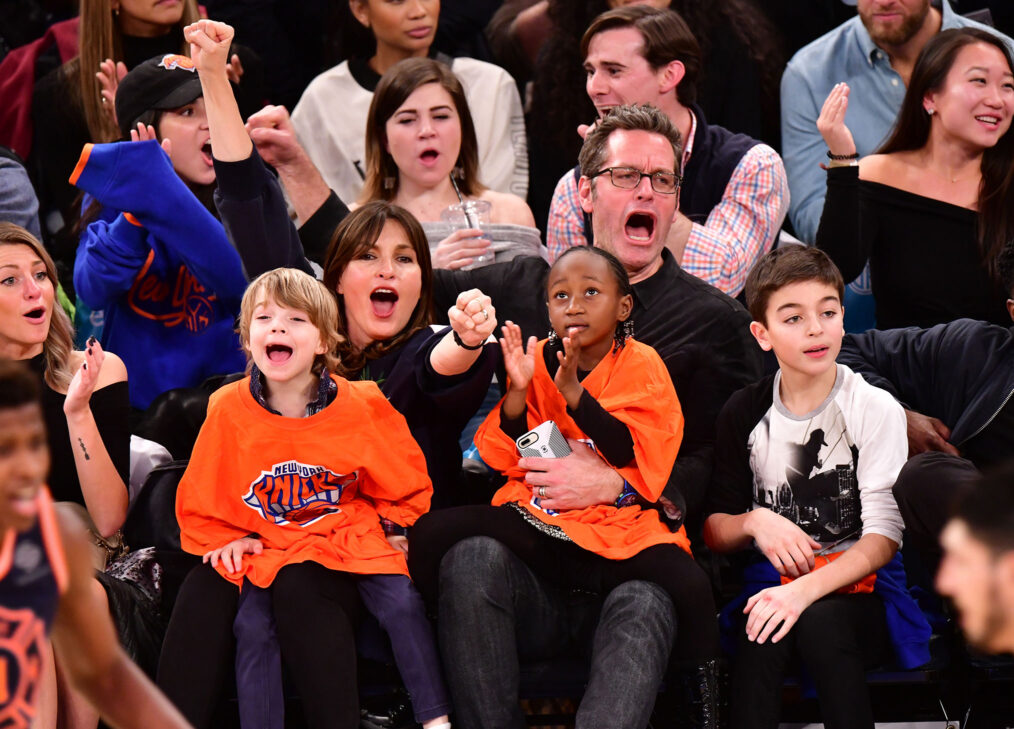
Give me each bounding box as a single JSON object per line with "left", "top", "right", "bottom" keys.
{"left": 817, "top": 82, "right": 857, "bottom": 158}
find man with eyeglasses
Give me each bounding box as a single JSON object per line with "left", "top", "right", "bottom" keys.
{"left": 545, "top": 4, "right": 788, "bottom": 298}
{"left": 418, "top": 103, "right": 762, "bottom": 729}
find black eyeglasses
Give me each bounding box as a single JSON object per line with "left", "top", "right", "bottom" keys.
{"left": 590, "top": 166, "right": 681, "bottom": 194}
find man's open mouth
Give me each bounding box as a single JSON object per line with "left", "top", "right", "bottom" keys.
{"left": 625, "top": 212, "right": 655, "bottom": 242}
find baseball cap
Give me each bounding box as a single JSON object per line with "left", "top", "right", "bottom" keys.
{"left": 115, "top": 54, "right": 203, "bottom": 138}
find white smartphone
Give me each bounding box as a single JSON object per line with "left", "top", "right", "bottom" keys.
{"left": 516, "top": 420, "right": 572, "bottom": 459}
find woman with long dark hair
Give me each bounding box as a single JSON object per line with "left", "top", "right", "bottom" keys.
{"left": 816, "top": 27, "right": 1014, "bottom": 329}
{"left": 360, "top": 57, "right": 538, "bottom": 270}
{"left": 291, "top": 0, "right": 527, "bottom": 206}
{"left": 31, "top": 0, "right": 201, "bottom": 247}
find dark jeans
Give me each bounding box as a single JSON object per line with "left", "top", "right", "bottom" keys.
{"left": 893, "top": 451, "right": 979, "bottom": 575}
{"left": 409, "top": 504, "right": 720, "bottom": 661}
{"left": 437, "top": 536, "right": 676, "bottom": 729}
{"left": 157, "top": 562, "right": 363, "bottom": 729}
{"left": 729, "top": 593, "right": 890, "bottom": 729}
{"left": 234, "top": 574, "right": 450, "bottom": 726}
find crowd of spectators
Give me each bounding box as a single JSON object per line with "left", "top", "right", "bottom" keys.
{"left": 0, "top": 1, "right": 1013, "bottom": 728}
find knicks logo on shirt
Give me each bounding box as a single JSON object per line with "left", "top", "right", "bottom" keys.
{"left": 127, "top": 251, "right": 217, "bottom": 332}
{"left": 0, "top": 606, "right": 47, "bottom": 728}
{"left": 243, "top": 461, "right": 359, "bottom": 526}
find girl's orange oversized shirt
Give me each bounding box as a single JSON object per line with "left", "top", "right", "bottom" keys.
{"left": 177, "top": 377, "right": 432, "bottom": 587}
{"left": 475, "top": 339, "right": 691, "bottom": 559}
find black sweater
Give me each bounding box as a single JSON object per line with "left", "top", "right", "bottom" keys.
{"left": 816, "top": 166, "right": 1008, "bottom": 329}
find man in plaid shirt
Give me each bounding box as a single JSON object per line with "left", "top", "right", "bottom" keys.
{"left": 546, "top": 5, "right": 788, "bottom": 297}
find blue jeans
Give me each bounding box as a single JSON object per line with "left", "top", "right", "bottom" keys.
{"left": 437, "top": 536, "right": 676, "bottom": 729}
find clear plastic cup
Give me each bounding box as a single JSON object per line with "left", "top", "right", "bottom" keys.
{"left": 441, "top": 200, "right": 493, "bottom": 270}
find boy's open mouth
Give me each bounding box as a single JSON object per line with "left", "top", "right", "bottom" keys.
{"left": 804, "top": 345, "right": 829, "bottom": 358}
{"left": 370, "top": 288, "right": 398, "bottom": 317}
{"left": 625, "top": 212, "right": 655, "bottom": 242}
{"left": 266, "top": 344, "right": 293, "bottom": 362}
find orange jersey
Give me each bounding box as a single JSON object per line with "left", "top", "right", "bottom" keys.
{"left": 177, "top": 377, "right": 432, "bottom": 587}
{"left": 475, "top": 339, "right": 691, "bottom": 559}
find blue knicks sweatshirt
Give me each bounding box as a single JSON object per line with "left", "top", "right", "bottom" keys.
{"left": 71, "top": 140, "right": 248, "bottom": 409}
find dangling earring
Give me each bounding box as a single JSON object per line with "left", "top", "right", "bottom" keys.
{"left": 547, "top": 328, "right": 559, "bottom": 345}
{"left": 382, "top": 176, "right": 396, "bottom": 190}
{"left": 452, "top": 166, "right": 464, "bottom": 180}
{"left": 113, "top": 6, "right": 120, "bottom": 16}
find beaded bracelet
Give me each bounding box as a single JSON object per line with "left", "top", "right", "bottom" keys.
{"left": 826, "top": 150, "right": 860, "bottom": 161}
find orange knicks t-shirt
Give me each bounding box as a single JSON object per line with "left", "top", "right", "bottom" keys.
{"left": 177, "top": 376, "right": 432, "bottom": 587}
{"left": 475, "top": 339, "right": 691, "bottom": 559}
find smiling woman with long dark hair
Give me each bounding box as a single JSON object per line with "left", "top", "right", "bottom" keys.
{"left": 816, "top": 27, "right": 1014, "bottom": 329}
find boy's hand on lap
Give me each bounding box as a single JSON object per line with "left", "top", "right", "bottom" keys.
{"left": 748, "top": 508, "right": 821, "bottom": 578}
{"left": 386, "top": 535, "right": 409, "bottom": 557}
{"left": 743, "top": 580, "right": 815, "bottom": 644}
{"left": 203, "top": 536, "right": 262, "bottom": 574}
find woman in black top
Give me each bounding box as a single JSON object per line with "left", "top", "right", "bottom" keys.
{"left": 816, "top": 28, "right": 1014, "bottom": 329}
{"left": 0, "top": 222, "right": 130, "bottom": 729}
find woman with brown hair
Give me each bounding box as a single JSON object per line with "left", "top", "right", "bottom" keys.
{"left": 360, "top": 57, "right": 538, "bottom": 270}
{"left": 31, "top": 0, "right": 200, "bottom": 245}
{"left": 817, "top": 27, "right": 1014, "bottom": 329}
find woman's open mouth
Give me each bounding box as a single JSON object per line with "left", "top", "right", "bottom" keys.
{"left": 370, "top": 288, "right": 399, "bottom": 317}
{"left": 266, "top": 344, "right": 293, "bottom": 363}
{"left": 419, "top": 149, "right": 440, "bottom": 166}
{"left": 201, "top": 142, "right": 213, "bottom": 166}
{"left": 624, "top": 212, "right": 655, "bottom": 242}
{"left": 23, "top": 307, "right": 46, "bottom": 323}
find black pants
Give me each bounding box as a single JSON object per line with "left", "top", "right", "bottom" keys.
{"left": 409, "top": 504, "right": 719, "bottom": 661}
{"left": 157, "top": 562, "right": 363, "bottom": 729}
{"left": 729, "top": 593, "right": 890, "bottom": 729}
{"left": 893, "top": 451, "right": 979, "bottom": 574}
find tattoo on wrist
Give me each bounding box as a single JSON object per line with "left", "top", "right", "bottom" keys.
{"left": 77, "top": 437, "right": 90, "bottom": 461}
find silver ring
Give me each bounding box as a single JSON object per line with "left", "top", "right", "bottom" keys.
{"left": 482, "top": 308, "right": 489, "bottom": 321}
{"left": 538, "top": 486, "right": 546, "bottom": 499}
